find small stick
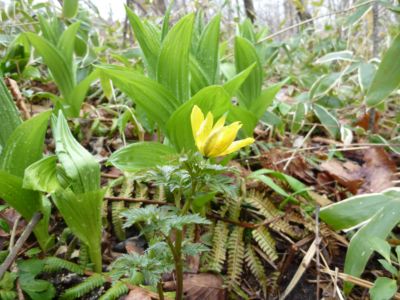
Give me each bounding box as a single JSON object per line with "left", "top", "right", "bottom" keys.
{"left": 0, "top": 212, "right": 42, "bottom": 279}
{"left": 104, "top": 196, "right": 167, "bottom": 206}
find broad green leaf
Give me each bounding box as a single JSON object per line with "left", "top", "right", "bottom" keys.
{"left": 38, "top": 15, "right": 60, "bottom": 45}
{"left": 0, "top": 171, "right": 41, "bottom": 227}
{"left": 370, "top": 277, "right": 397, "bottom": 300}
{"left": 52, "top": 188, "right": 104, "bottom": 272}
{"left": 161, "top": 0, "right": 174, "bottom": 40}
{"left": 234, "top": 36, "right": 262, "bottom": 109}
{"left": 0, "top": 170, "right": 53, "bottom": 250}
{"left": 25, "top": 33, "right": 75, "bottom": 99}
{"left": 97, "top": 66, "right": 178, "bottom": 131}
{"left": 358, "top": 62, "right": 376, "bottom": 92}
{"left": 366, "top": 33, "right": 400, "bottom": 107}
{"left": 251, "top": 169, "right": 308, "bottom": 195}
{"left": 228, "top": 105, "right": 257, "bottom": 137}
{"left": 320, "top": 192, "right": 392, "bottom": 230}
{"left": 189, "top": 55, "right": 210, "bottom": 95}
{"left": 313, "top": 104, "right": 340, "bottom": 138}
{"left": 108, "top": 142, "right": 177, "bottom": 173}
{"left": 223, "top": 63, "right": 255, "bottom": 97}
{"left": 250, "top": 81, "right": 285, "bottom": 119}
{"left": 62, "top": 0, "right": 79, "bottom": 18}
{"left": 315, "top": 51, "right": 354, "bottom": 64}
{"left": 166, "top": 85, "right": 231, "bottom": 151}
{"left": 344, "top": 1, "right": 371, "bottom": 27}
{"left": 0, "top": 111, "right": 51, "bottom": 177}
{"left": 309, "top": 72, "right": 344, "bottom": 100}
{"left": 195, "top": 14, "right": 221, "bottom": 84}
{"left": 0, "top": 77, "right": 22, "bottom": 150}
{"left": 23, "top": 156, "right": 61, "bottom": 193}
{"left": 291, "top": 103, "right": 307, "bottom": 134}
{"left": 125, "top": 6, "right": 161, "bottom": 78}
{"left": 238, "top": 19, "right": 256, "bottom": 43}
{"left": 57, "top": 22, "right": 80, "bottom": 66}
{"left": 343, "top": 202, "right": 400, "bottom": 293}
{"left": 368, "top": 237, "right": 392, "bottom": 263}
{"left": 67, "top": 69, "right": 100, "bottom": 116}
{"left": 157, "top": 14, "right": 194, "bottom": 103}
{"left": 51, "top": 111, "right": 100, "bottom": 194}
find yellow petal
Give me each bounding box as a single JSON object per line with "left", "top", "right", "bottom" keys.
{"left": 218, "top": 137, "right": 255, "bottom": 156}
{"left": 204, "top": 122, "right": 242, "bottom": 157}
{"left": 196, "top": 112, "right": 214, "bottom": 154}
{"left": 210, "top": 114, "right": 226, "bottom": 134}
{"left": 191, "top": 105, "right": 204, "bottom": 138}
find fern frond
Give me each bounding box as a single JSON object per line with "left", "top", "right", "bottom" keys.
{"left": 43, "top": 257, "right": 84, "bottom": 275}
{"left": 227, "top": 227, "right": 244, "bottom": 288}
{"left": 244, "top": 244, "right": 268, "bottom": 295}
{"left": 60, "top": 274, "right": 105, "bottom": 300}
{"left": 206, "top": 221, "right": 229, "bottom": 272}
{"left": 0, "top": 290, "right": 17, "bottom": 300}
{"left": 246, "top": 191, "right": 299, "bottom": 238}
{"left": 252, "top": 227, "right": 278, "bottom": 262}
{"left": 267, "top": 271, "right": 280, "bottom": 297}
{"left": 61, "top": 274, "right": 105, "bottom": 299}
{"left": 99, "top": 281, "right": 129, "bottom": 300}
{"left": 227, "top": 196, "right": 242, "bottom": 221}
{"left": 111, "top": 201, "right": 126, "bottom": 241}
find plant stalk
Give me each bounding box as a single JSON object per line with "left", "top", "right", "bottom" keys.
{"left": 88, "top": 241, "right": 102, "bottom": 273}
{"left": 157, "top": 280, "right": 165, "bottom": 300}
{"left": 174, "top": 229, "right": 184, "bottom": 300}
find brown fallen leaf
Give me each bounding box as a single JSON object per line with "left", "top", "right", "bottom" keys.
{"left": 163, "top": 273, "right": 226, "bottom": 300}
{"left": 319, "top": 147, "right": 396, "bottom": 195}
{"left": 355, "top": 110, "right": 380, "bottom": 132}
{"left": 320, "top": 159, "right": 363, "bottom": 194}
{"left": 124, "top": 287, "right": 152, "bottom": 300}
{"left": 358, "top": 147, "right": 396, "bottom": 194}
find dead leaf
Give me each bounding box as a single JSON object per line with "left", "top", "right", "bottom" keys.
{"left": 320, "top": 159, "right": 363, "bottom": 194}
{"left": 355, "top": 110, "right": 380, "bottom": 131}
{"left": 124, "top": 287, "right": 152, "bottom": 300}
{"left": 319, "top": 147, "right": 396, "bottom": 195}
{"left": 163, "top": 273, "right": 226, "bottom": 300}
{"left": 358, "top": 147, "right": 396, "bottom": 194}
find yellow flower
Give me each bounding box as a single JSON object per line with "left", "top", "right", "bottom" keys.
{"left": 191, "top": 105, "right": 254, "bottom": 158}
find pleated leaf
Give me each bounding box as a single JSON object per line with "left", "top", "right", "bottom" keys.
{"left": 51, "top": 111, "right": 100, "bottom": 194}
{"left": 157, "top": 14, "right": 194, "bottom": 103}
{"left": 0, "top": 111, "right": 51, "bottom": 177}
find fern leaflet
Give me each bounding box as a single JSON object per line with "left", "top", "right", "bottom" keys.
{"left": 252, "top": 227, "right": 278, "bottom": 261}
{"left": 227, "top": 227, "right": 244, "bottom": 288}
{"left": 60, "top": 273, "right": 105, "bottom": 300}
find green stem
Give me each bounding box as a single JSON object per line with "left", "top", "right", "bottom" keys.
{"left": 157, "top": 281, "right": 165, "bottom": 300}
{"left": 88, "top": 242, "right": 102, "bottom": 273}
{"left": 174, "top": 229, "right": 184, "bottom": 300}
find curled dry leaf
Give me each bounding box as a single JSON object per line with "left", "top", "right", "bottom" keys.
{"left": 320, "top": 147, "right": 396, "bottom": 195}
{"left": 163, "top": 273, "right": 226, "bottom": 300}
